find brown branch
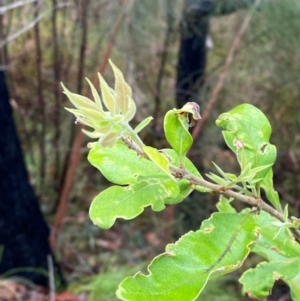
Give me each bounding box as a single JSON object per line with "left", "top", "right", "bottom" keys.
{"left": 119, "top": 137, "right": 300, "bottom": 243}
{"left": 50, "top": 0, "right": 135, "bottom": 250}
{"left": 169, "top": 164, "right": 300, "bottom": 242}
{"left": 191, "top": 0, "right": 262, "bottom": 140}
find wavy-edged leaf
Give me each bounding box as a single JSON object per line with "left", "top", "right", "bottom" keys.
{"left": 134, "top": 116, "right": 153, "bottom": 134}
{"left": 89, "top": 176, "right": 179, "bottom": 229}
{"left": 216, "top": 104, "right": 276, "bottom": 183}
{"left": 253, "top": 211, "right": 300, "bottom": 260}
{"left": 88, "top": 142, "right": 165, "bottom": 185}
{"left": 117, "top": 212, "right": 258, "bottom": 301}
{"left": 109, "top": 60, "right": 132, "bottom": 115}
{"left": 164, "top": 109, "right": 193, "bottom": 159}
{"left": 240, "top": 259, "right": 300, "bottom": 300}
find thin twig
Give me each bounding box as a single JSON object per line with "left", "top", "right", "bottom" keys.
{"left": 191, "top": 0, "right": 262, "bottom": 140}
{"left": 0, "top": 0, "right": 37, "bottom": 14}
{"left": 169, "top": 164, "right": 300, "bottom": 242}
{"left": 120, "top": 137, "right": 300, "bottom": 243}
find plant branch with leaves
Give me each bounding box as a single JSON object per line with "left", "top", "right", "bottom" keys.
{"left": 63, "top": 61, "right": 300, "bottom": 301}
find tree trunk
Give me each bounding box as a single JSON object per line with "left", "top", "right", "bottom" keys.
{"left": 0, "top": 71, "right": 64, "bottom": 289}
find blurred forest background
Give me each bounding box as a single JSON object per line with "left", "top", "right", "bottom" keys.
{"left": 1, "top": 0, "right": 300, "bottom": 300}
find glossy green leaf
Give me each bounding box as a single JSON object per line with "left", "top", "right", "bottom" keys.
{"left": 88, "top": 142, "right": 165, "bottom": 185}
{"left": 240, "top": 259, "right": 300, "bottom": 300}
{"left": 134, "top": 116, "right": 154, "bottom": 134}
{"left": 216, "top": 104, "right": 277, "bottom": 182}
{"left": 164, "top": 109, "right": 193, "bottom": 159}
{"left": 117, "top": 212, "right": 258, "bottom": 301}
{"left": 89, "top": 176, "right": 179, "bottom": 229}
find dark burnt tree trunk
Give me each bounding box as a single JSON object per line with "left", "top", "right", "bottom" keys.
{"left": 176, "top": 0, "right": 254, "bottom": 108}
{"left": 0, "top": 71, "right": 64, "bottom": 288}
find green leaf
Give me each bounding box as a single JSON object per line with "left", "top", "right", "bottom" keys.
{"left": 252, "top": 211, "right": 300, "bottom": 260}
{"left": 261, "top": 169, "right": 281, "bottom": 211}
{"left": 216, "top": 104, "right": 277, "bottom": 183}
{"left": 134, "top": 116, "right": 153, "bottom": 134}
{"left": 288, "top": 273, "right": 300, "bottom": 301}
{"left": 240, "top": 259, "right": 300, "bottom": 300}
{"left": 80, "top": 106, "right": 109, "bottom": 121}
{"left": 89, "top": 176, "right": 179, "bottom": 229}
{"left": 164, "top": 109, "right": 193, "bottom": 159}
{"left": 85, "top": 77, "right": 103, "bottom": 110}
{"left": 98, "top": 73, "right": 116, "bottom": 114}
{"left": 143, "top": 146, "right": 171, "bottom": 176}
{"left": 64, "top": 108, "right": 95, "bottom": 128}
{"left": 109, "top": 60, "right": 132, "bottom": 115}
{"left": 123, "top": 96, "right": 137, "bottom": 123}
{"left": 117, "top": 212, "right": 258, "bottom": 301}
{"left": 61, "top": 83, "right": 97, "bottom": 111}
{"left": 82, "top": 129, "right": 102, "bottom": 139}
{"left": 88, "top": 142, "right": 165, "bottom": 185}
{"left": 206, "top": 172, "right": 229, "bottom": 186}
{"left": 163, "top": 149, "right": 210, "bottom": 194}
{"left": 99, "top": 131, "right": 120, "bottom": 148}
{"left": 164, "top": 179, "right": 192, "bottom": 205}
{"left": 216, "top": 196, "right": 236, "bottom": 213}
